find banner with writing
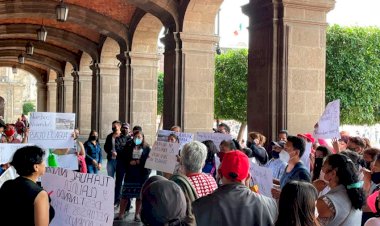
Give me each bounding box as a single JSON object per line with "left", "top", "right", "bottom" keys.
{"left": 41, "top": 167, "right": 115, "bottom": 226}
{"left": 145, "top": 141, "right": 180, "bottom": 174}
{"left": 249, "top": 163, "right": 273, "bottom": 198}
{"left": 0, "top": 143, "right": 34, "bottom": 164}
{"left": 56, "top": 154, "right": 79, "bottom": 171}
{"left": 314, "top": 100, "right": 340, "bottom": 139}
{"left": 195, "top": 132, "right": 232, "bottom": 151}
{"left": 157, "top": 130, "right": 194, "bottom": 148}
{"left": 29, "top": 112, "right": 75, "bottom": 149}
{"left": 0, "top": 166, "right": 17, "bottom": 188}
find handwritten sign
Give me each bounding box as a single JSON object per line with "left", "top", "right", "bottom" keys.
{"left": 195, "top": 132, "right": 232, "bottom": 151}
{"left": 56, "top": 154, "right": 79, "bottom": 171}
{"left": 314, "top": 100, "right": 340, "bottom": 139}
{"left": 0, "top": 166, "right": 17, "bottom": 188}
{"left": 145, "top": 141, "right": 180, "bottom": 174}
{"left": 301, "top": 142, "right": 312, "bottom": 172}
{"left": 249, "top": 162, "right": 273, "bottom": 198}
{"left": 29, "top": 112, "right": 75, "bottom": 149}
{"left": 41, "top": 167, "right": 114, "bottom": 226}
{"left": 157, "top": 130, "right": 194, "bottom": 148}
{"left": 0, "top": 144, "right": 34, "bottom": 164}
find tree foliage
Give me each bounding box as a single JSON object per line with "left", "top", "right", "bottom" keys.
{"left": 326, "top": 25, "right": 380, "bottom": 125}
{"left": 157, "top": 71, "right": 164, "bottom": 115}
{"left": 22, "top": 101, "right": 35, "bottom": 115}
{"left": 215, "top": 49, "right": 248, "bottom": 122}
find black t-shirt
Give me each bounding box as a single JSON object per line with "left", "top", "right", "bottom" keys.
{"left": 0, "top": 176, "right": 55, "bottom": 226}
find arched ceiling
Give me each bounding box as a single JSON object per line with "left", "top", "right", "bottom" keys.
{"left": 0, "top": 0, "right": 178, "bottom": 80}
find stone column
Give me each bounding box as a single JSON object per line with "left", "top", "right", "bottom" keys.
{"left": 36, "top": 82, "right": 47, "bottom": 112}
{"left": 63, "top": 76, "right": 74, "bottom": 113}
{"left": 56, "top": 76, "right": 64, "bottom": 113}
{"left": 180, "top": 32, "right": 218, "bottom": 133}
{"left": 130, "top": 52, "right": 159, "bottom": 144}
{"left": 90, "top": 63, "right": 100, "bottom": 132}
{"left": 243, "top": 0, "right": 335, "bottom": 140}
{"left": 78, "top": 71, "right": 92, "bottom": 135}
{"left": 118, "top": 52, "right": 133, "bottom": 124}
{"left": 97, "top": 64, "right": 119, "bottom": 139}
{"left": 46, "top": 81, "right": 57, "bottom": 112}
{"left": 72, "top": 71, "right": 80, "bottom": 127}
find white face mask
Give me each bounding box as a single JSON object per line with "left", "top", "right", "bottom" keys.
{"left": 319, "top": 170, "right": 329, "bottom": 183}
{"left": 279, "top": 150, "right": 290, "bottom": 163}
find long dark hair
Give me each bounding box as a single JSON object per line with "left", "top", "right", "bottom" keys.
{"left": 325, "top": 154, "right": 365, "bottom": 209}
{"left": 275, "top": 181, "right": 320, "bottom": 226}
{"left": 87, "top": 130, "right": 98, "bottom": 142}
{"left": 202, "top": 140, "right": 218, "bottom": 164}
{"left": 134, "top": 130, "right": 148, "bottom": 148}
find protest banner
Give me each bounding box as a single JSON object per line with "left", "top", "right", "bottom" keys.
{"left": 249, "top": 163, "right": 273, "bottom": 198}
{"left": 195, "top": 132, "right": 232, "bottom": 151}
{"left": 157, "top": 130, "right": 194, "bottom": 148}
{"left": 41, "top": 167, "right": 115, "bottom": 226}
{"left": 0, "top": 166, "right": 17, "bottom": 188}
{"left": 301, "top": 142, "right": 312, "bottom": 172}
{"left": 314, "top": 100, "right": 340, "bottom": 139}
{"left": 0, "top": 143, "right": 34, "bottom": 164}
{"left": 28, "top": 112, "right": 75, "bottom": 149}
{"left": 56, "top": 154, "right": 79, "bottom": 171}
{"left": 145, "top": 141, "right": 180, "bottom": 174}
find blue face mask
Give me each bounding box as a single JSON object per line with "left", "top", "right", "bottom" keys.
{"left": 134, "top": 138, "right": 142, "bottom": 146}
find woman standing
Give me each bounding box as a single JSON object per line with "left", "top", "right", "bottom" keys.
{"left": 84, "top": 130, "right": 102, "bottom": 174}
{"left": 0, "top": 145, "right": 55, "bottom": 226}
{"left": 117, "top": 130, "right": 151, "bottom": 221}
{"left": 275, "top": 181, "right": 320, "bottom": 226}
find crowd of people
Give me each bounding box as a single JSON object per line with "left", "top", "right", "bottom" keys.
{"left": 2, "top": 114, "right": 380, "bottom": 226}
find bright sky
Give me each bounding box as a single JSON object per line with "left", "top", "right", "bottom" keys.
{"left": 219, "top": 0, "right": 380, "bottom": 47}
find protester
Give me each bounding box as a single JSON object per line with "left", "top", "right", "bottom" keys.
{"left": 362, "top": 153, "right": 380, "bottom": 225}
{"left": 118, "top": 130, "right": 151, "bottom": 221}
{"left": 218, "top": 139, "right": 235, "bottom": 162}
{"left": 0, "top": 119, "right": 5, "bottom": 142}
{"left": 247, "top": 132, "right": 268, "bottom": 165}
{"left": 3, "top": 124, "right": 28, "bottom": 143}
{"left": 278, "top": 130, "right": 288, "bottom": 142}
{"left": 15, "top": 117, "right": 25, "bottom": 137}
{"left": 178, "top": 141, "right": 217, "bottom": 197}
{"left": 120, "top": 122, "right": 131, "bottom": 138}
{"left": 265, "top": 141, "right": 287, "bottom": 180}
{"left": 348, "top": 136, "right": 366, "bottom": 155}
{"left": 201, "top": 140, "right": 218, "bottom": 175}
{"left": 163, "top": 133, "right": 180, "bottom": 178}
{"left": 84, "top": 130, "right": 102, "bottom": 174}
{"left": 316, "top": 154, "right": 364, "bottom": 226}
{"left": 171, "top": 125, "right": 181, "bottom": 133}
{"left": 192, "top": 151, "right": 278, "bottom": 226}
{"left": 361, "top": 148, "right": 380, "bottom": 170}
{"left": 72, "top": 129, "right": 87, "bottom": 173}
{"left": 364, "top": 191, "right": 380, "bottom": 226}
{"left": 216, "top": 122, "right": 241, "bottom": 150}
{"left": 141, "top": 178, "right": 195, "bottom": 226}
{"left": 312, "top": 145, "right": 331, "bottom": 181}
{"left": 104, "top": 120, "right": 122, "bottom": 178}
{"left": 0, "top": 145, "right": 55, "bottom": 225}
{"left": 275, "top": 181, "right": 320, "bottom": 226}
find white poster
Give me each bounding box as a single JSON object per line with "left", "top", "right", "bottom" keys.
{"left": 41, "top": 167, "right": 115, "bottom": 226}
{"left": 195, "top": 132, "right": 232, "bottom": 151}
{"left": 145, "top": 141, "right": 180, "bottom": 174}
{"left": 56, "top": 154, "right": 79, "bottom": 171}
{"left": 29, "top": 112, "right": 75, "bottom": 149}
{"left": 0, "top": 166, "right": 17, "bottom": 188}
{"left": 157, "top": 130, "right": 194, "bottom": 148}
{"left": 300, "top": 142, "right": 312, "bottom": 172}
{"left": 0, "top": 143, "right": 34, "bottom": 164}
{"left": 314, "top": 100, "right": 340, "bottom": 139}
{"left": 249, "top": 163, "right": 273, "bottom": 198}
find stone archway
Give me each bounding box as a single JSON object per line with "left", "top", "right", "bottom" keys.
{"left": 0, "top": 96, "right": 4, "bottom": 118}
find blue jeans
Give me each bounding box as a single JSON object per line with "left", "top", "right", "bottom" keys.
{"left": 107, "top": 159, "right": 117, "bottom": 178}
{"left": 114, "top": 160, "right": 126, "bottom": 205}
{"left": 87, "top": 165, "right": 98, "bottom": 174}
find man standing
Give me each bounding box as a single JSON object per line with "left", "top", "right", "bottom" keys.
{"left": 265, "top": 141, "right": 287, "bottom": 180}
{"left": 193, "top": 151, "right": 278, "bottom": 226}
{"left": 104, "top": 120, "right": 122, "bottom": 178}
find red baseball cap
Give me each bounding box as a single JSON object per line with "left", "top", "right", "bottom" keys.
{"left": 297, "top": 133, "right": 315, "bottom": 143}
{"left": 220, "top": 151, "right": 249, "bottom": 182}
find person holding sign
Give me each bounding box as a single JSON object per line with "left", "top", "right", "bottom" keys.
{"left": 0, "top": 145, "right": 55, "bottom": 226}
{"left": 84, "top": 130, "right": 102, "bottom": 174}
{"left": 117, "top": 130, "right": 151, "bottom": 222}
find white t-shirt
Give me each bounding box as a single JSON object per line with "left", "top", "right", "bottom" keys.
{"left": 364, "top": 218, "right": 380, "bottom": 226}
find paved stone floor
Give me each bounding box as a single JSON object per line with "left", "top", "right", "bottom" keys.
{"left": 113, "top": 203, "right": 143, "bottom": 226}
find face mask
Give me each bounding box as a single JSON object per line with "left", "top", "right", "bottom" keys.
{"left": 112, "top": 127, "right": 117, "bottom": 133}
{"left": 272, "top": 151, "right": 280, "bottom": 159}
{"left": 246, "top": 141, "right": 252, "bottom": 148}
{"left": 315, "top": 158, "right": 323, "bottom": 168}
{"left": 314, "top": 207, "right": 319, "bottom": 218}
{"left": 371, "top": 172, "right": 380, "bottom": 184}
{"left": 319, "top": 170, "right": 329, "bottom": 183}
{"left": 134, "top": 138, "right": 142, "bottom": 146}
{"left": 279, "top": 150, "right": 290, "bottom": 163}
{"left": 5, "top": 129, "right": 15, "bottom": 137}
{"left": 90, "top": 135, "right": 97, "bottom": 141}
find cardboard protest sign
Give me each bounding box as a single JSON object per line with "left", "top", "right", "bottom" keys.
{"left": 0, "top": 166, "right": 17, "bottom": 188}
{"left": 157, "top": 130, "right": 194, "bottom": 148}
{"left": 300, "top": 142, "right": 312, "bottom": 172}
{"left": 249, "top": 163, "right": 273, "bottom": 198}
{"left": 41, "top": 167, "right": 115, "bottom": 226}
{"left": 195, "top": 132, "right": 232, "bottom": 151}
{"left": 145, "top": 141, "right": 180, "bottom": 174}
{"left": 0, "top": 143, "right": 34, "bottom": 164}
{"left": 314, "top": 100, "right": 340, "bottom": 139}
{"left": 29, "top": 112, "right": 75, "bottom": 149}
{"left": 56, "top": 154, "right": 79, "bottom": 171}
